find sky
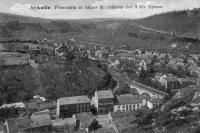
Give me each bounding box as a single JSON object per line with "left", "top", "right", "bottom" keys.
{"left": 0, "top": 0, "right": 200, "bottom": 19}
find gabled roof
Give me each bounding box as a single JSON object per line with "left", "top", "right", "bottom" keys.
{"left": 5, "top": 114, "right": 52, "bottom": 133}
{"left": 97, "top": 90, "right": 114, "bottom": 99}
{"left": 30, "top": 114, "right": 52, "bottom": 128}
{"left": 58, "top": 95, "right": 91, "bottom": 105}
{"left": 6, "top": 116, "right": 31, "bottom": 133}
{"left": 75, "top": 112, "right": 95, "bottom": 128}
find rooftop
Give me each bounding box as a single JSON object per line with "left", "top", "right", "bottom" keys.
{"left": 97, "top": 90, "right": 114, "bottom": 99}
{"left": 165, "top": 77, "right": 179, "bottom": 82}
{"left": 109, "top": 110, "right": 138, "bottom": 120}
{"left": 150, "top": 98, "right": 163, "bottom": 104}
{"left": 116, "top": 94, "right": 144, "bottom": 105}
{"left": 188, "top": 66, "right": 200, "bottom": 72}
{"left": 5, "top": 114, "right": 52, "bottom": 133}
{"left": 58, "top": 95, "right": 91, "bottom": 105}
{"left": 178, "top": 78, "right": 196, "bottom": 83}
{"left": 94, "top": 126, "right": 116, "bottom": 133}
{"left": 0, "top": 102, "right": 25, "bottom": 109}
{"left": 75, "top": 112, "right": 95, "bottom": 128}
{"left": 30, "top": 114, "right": 52, "bottom": 128}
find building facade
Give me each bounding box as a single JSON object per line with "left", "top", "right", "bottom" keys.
{"left": 114, "top": 94, "right": 146, "bottom": 112}
{"left": 93, "top": 90, "right": 114, "bottom": 114}
{"left": 57, "top": 96, "right": 91, "bottom": 118}
{"left": 4, "top": 114, "right": 52, "bottom": 133}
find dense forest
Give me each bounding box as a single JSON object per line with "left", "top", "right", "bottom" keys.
{"left": 0, "top": 54, "right": 115, "bottom": 104}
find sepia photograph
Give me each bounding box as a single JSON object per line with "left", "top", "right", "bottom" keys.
{"left": 0, "top": 0, "right": 200, "bottom": 132}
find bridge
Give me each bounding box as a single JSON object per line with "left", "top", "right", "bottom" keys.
{"left": 109, "top": 66, "right": 168, "bottom": 99}
{"left": 129, "top": 79, "right": 168, "bottom": 99}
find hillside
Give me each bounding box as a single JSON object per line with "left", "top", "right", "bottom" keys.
{"left": 0, "top": 55, "right": 115, "bottom": 104}
{"left": 0, "top": 9, "right": 200, "bottom": 49}
{"left": 136, "top": 9, "right": 200, "bottom": 38}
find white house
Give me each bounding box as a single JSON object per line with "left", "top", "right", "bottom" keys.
{"left": 114, "top": 94, "right": 147, "bottom": 112}
{"left": 138, "top": 60, "right": 147, "bottom": 70}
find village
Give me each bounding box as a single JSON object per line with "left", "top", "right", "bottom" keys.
{"left": 0, "top": 34, "right": 200, "bottom": 133}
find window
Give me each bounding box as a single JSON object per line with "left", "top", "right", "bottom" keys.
{"left": 118, "top": 106, "right": 120, "bottom": 109}
{"left": 123, "top": 105, "right": 125, "bottom": 108}
{"left": 129, "top": 105, "right": 132, "bottom": 108}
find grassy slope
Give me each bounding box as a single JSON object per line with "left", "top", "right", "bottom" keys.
{"left": 0, "top": 9, "right": 199, "bottom": 49}
{"left": 136, "top": 10, "right": 200, "bottom": 38}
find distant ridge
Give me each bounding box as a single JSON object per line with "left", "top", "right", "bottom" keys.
{"left": 135, "top": 9, "right": 200, "bottom": 38}
{"left": 0, "top": 8, "right": 200, "bottom": 42}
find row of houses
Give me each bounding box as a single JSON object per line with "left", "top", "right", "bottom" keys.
{"left": 57, "top": 90, "right": 162, "bottom": 118}
{"left": 150, "top": 73, "right": 197, "bottom": 90}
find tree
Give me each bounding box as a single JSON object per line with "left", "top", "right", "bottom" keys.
{"left": 90, "top": 105, "right": 98, "bottom": 115}
{"left": 139, "top": 66, "right": 147, "bottom": 80}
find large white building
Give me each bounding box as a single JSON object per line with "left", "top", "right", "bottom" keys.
{"left": 114, "top": 94, "right": 147, "bottom": 112}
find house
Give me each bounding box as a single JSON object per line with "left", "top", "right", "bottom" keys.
{"left": 0, "top": 102, "right": 27, "bottom": 121}
{"left": 188, "top": 66, "right": 200, "bottom": 76}
{"left": 28, "top": 44, "right": 41, "bottom": 52}
{"left": 4, "top": 114, "right": 52, "bottom": 133}
{"left": 160, "top": 75, "right": 181, "bottom": 90}
{"left": 154, "top": 72, "right": 163, "bottom": 80}
{"left": 168, "top": 58, "right": 184, "bottom": 66}
{"left": 54, "top": 43, "right": 70, "bottom": 57}
{"left": 95, "top": 45, "right": 101, "bottom": 50}
{"left": 57, "top": 95, "right": 91, "bottom": 118}
{"left": 108, "top": 111, "right": 137, "bottom": 132}
{"left": 73, "top": 112, "right": 99, "bottom": 132}
{"left": 138, "top": 60, "right": 147, "bottom": 71}
{"left": 114, "top": 94, "right": 147, "bottom": 112}
{"left": 134, "top": 49, "right": 142, "bottom": 56}
{"left": 109, "top": 58, "right": 120, "bottom": 67}
{"left": 147, "top": 98, "right": 163, "bottom": 109}
{"left": 25, "top": 102, "right": 39, "bottom": 112}
{"left": 109, "top": 52, "right": 116, "bottom": 58}
{"left": 140, "top": 54, "right": 152, "bottom": 64}
{"left": 113, "top": 115, "right": 137, "bottom": 132}
{"left": 151, "top": 61, "right": 162, "bottom": 72}
{"left": 95, "top": 50, "right": 103, "bottom": 59}
{"left": 93, "top": 90, "right": 114, "bottom": 114}
{"left": 95, "top": 50, "right": 109, "bottom": 60}
{"left": 178, "top": 78, "right": 196, "bottom": 88}
{"left": 115, "top": 53, "right": 135, "bottom": 62}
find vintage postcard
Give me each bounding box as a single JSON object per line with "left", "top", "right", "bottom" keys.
{"left": 0, "top": 0, "right": 200, "bottom": 133}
